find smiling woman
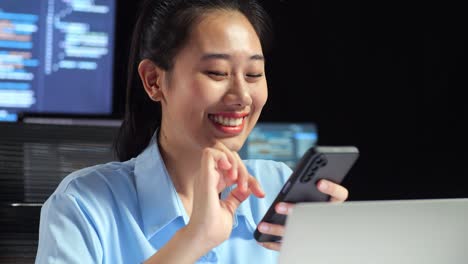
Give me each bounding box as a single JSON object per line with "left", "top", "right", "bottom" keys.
{"left": 138, "top": 10, "right": 268, "bottom": 153}
{"left": 34, "top": 1, "right": 349, "bottom": 264}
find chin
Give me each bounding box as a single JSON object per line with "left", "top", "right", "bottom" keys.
{"left": 223, "top": 140, "right": 244, "bottom": 152}
{"left": 202, "top": 130, "right": 248, "bottom": 152}
{"left": 208, "top": 136, "right": 245, "bottom": 152}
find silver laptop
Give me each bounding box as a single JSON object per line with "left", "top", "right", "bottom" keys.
{"left": 279, "top": 198, "right": 468, "bottom": 264}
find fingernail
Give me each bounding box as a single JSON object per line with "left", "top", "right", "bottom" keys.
{"left": 319, "top": 181, "right": 328, "bottom": 191}
{"left": 277, "top": 203, "right": 288, "bottom": 214}
{"left": 259, "top": 223, "right": 269, "bottom": 232}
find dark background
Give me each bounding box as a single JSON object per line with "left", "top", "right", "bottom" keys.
{"left": 112, "top": 0, "right": 468, "bottom": 201}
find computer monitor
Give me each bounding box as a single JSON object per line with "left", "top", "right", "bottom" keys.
{"left": 0, "top": 0, "right": 116, "bottom": 122}
{"left": 239, "top": 122, "right": 318, "bottom": 169}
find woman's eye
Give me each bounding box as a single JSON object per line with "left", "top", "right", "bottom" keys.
{"left": 205, "top": 71, "right": 228, "bottom": 77}
{"left": 246, "top": 73, "right": 263, "bottom": 78}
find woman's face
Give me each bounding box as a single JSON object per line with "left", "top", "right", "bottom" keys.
{"left": 159, "top": 10, "right": 268, "bottom": 151}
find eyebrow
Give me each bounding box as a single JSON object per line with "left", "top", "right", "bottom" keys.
{"left": 200, "top": 53, "right": 265, "bottom": 61}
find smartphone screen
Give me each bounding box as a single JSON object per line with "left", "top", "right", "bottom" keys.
{"left": 254, "top": 146, "right": 359, "bottom": 243}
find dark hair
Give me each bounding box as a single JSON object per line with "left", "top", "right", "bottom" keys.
{"left": 114, "top": 0, "right": 274, "bottom": 161}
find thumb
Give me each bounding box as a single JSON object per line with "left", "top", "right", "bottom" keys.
{"left": 222, "top": 187, "right": 251, "bottom": 216}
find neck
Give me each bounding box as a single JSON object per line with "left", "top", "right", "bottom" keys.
{"left": 157, "top": 127, "right": 201, "bottom": 202}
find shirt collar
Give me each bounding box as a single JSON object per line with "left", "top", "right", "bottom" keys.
{"left": 135, "top": 132, "right": 257, "bottom": 239}
{"left": 134, "top": 132, "right": 188, "bottom": 239}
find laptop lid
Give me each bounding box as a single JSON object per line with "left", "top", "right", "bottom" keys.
{"left": 279, "top": 198, "right": 468, "bottom": 264}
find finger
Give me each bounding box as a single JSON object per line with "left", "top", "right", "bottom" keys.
{"left": 213, "top": 143, "right": 238, "bottom": 183}
{"left": 207, "top": 148, "right": 231, "bottom": 171}
{"left": 233, "top": 152, "right": 249, "bottom": 193}
{"left": 274, "top": 202, "right": 294, "bottom": 215}
{"left": 222, "top": 184, "right": 251, "bottom": 215}
{"left": 248, "top": 176, "right": 265, "bottom": 198}
{"left": 200, "top": 148, "right": 231, "bottom": 191}
{"left": 232, "top": 151, "right": 264, "bottom": 197}
{"left": 317, "top": 179, "right": 349, "bottom": 202}
{"left": 258, "top": 242, "right": 281, "bottom": 251}
{"left": 257, "top": 222, "right": 286, "bottom": 237}
{"left": 208, "top": 143, "right": 238, "bottom": 193}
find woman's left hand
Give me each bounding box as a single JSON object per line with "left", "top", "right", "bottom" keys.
{"left": 257, "top": 179, "right": 349, "bottom": 251}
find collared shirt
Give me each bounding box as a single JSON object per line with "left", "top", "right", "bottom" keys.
{"left": 35, "top": 135, "right": 292, "bottom": 264}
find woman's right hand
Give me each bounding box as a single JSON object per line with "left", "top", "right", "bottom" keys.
{"left": 187, "top": 141, "right": 265, "bottom": 253}
{"left": 144, "top": 142, "right": 265, "bottom": 264}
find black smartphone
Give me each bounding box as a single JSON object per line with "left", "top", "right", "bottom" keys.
{"left": 254, "top": 146, "right": 359, "bottom": 243}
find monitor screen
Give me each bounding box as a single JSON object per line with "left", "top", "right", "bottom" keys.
{"left": 239, "top": 122, "right": 318, "bottom": 169}
{"left": 0, "top": 0, "right": 116, "bottom": 122}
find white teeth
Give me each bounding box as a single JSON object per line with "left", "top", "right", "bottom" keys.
{"left": 210, "top": 115, "right": 243, "bottom": 127}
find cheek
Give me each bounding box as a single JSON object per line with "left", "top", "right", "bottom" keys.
{"left": 187, "top": 79, "right": 222, "bottom": 111}
{"left": 252, "top": 84, "right": 268, "bottom": 111}
{"left": 194, "top": 73, "right": 233, "bottom": 98}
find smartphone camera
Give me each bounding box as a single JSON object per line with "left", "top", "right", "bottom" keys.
{"left": 300, "top": 154, "right": 328, "bottom": 183}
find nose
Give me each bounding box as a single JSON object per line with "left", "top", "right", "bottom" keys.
{"left": 223, "top": 75, "right": 253, "bottom": 107}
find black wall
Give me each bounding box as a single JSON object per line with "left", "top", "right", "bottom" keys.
{"left": 113, "top": 0, "right": 468, "bottom": 200}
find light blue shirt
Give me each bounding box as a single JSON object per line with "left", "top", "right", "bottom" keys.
{"left": 35, "top": 135, "right": 292, "bottom": 264}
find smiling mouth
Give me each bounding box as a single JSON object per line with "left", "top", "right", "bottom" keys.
{"left": 208, "top": 114, "right": 247, "bottom": 127}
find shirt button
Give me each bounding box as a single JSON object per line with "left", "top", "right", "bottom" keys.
{"left": 198, "top": 251, "right": 217, "bottom": 262}
{"left": 204, "top": 251, "right": 218, "bottom": 262}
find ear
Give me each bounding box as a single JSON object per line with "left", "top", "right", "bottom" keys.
{"left": 138, "top": 59, "right": 165, "bottom": 102}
